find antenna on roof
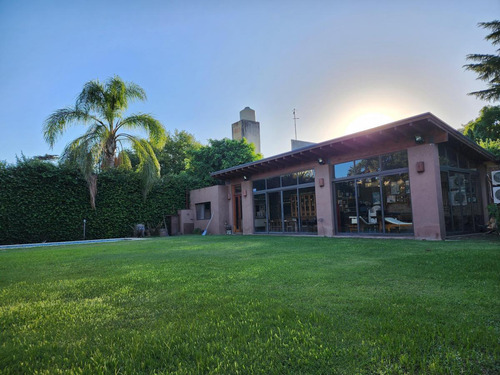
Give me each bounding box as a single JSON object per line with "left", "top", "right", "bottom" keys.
{"left": 293, "top": 108, "right": 299, "bottom": 140}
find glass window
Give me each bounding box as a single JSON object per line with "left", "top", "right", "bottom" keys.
{"left": 253, "top": 179, "right": 266, "bottom": 192}
{"left": 299, "top": 187, "right": 317, "bottom": 233}
{"left": 267, "top": 176, "right": 281, "bottom": 189}
{"left": 334, "top": 161, "right": 354, "bottom": 178}
{"left": 335, "top": 181, "right": 357, "bottom": 233}
{"left": 438, "top": 144, "right": 449, "bottom": 166}
{"left": 381, "top": 174, "right": 413, "bottom": 234}
{"left": 268, "top": 192, "right": 282, "bottom": 231}
{"left": 282, "top": 173, "right": 297, "bottom": 187}
{"left": 447, "top": 147, "right": 458, "bottom": 167}
{"left": 298, "top": 169, "right": 315, "bottom": 184}
{"left": 381, "top": 151, "right": 408, "bottom": 170}
{"left": 283, "top": 190, "right": 299, "bottom": 232}
{"left": 353, "top": 157, "right": 379, "bottom": 175}
{"left": 458, "top": 154, "right": 469, "bottom": 169}
{"left": 195, "top": 202, "right": 211, "bottom": 220}
{"left": 356, "top": 177, "right": 381, "bottom": 233}
{"left": 254, "top": 194, "right": 267, "bottom": 232}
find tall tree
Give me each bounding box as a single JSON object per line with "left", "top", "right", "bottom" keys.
{"left": 43, "top": 76, "right": 166, "bottom": 208}
{"left": 190, "top": 138, "right": 262, "bottom": 186}
{"left": 464, "top": 20, "right": 500, "bottom": 102}
{"left": 463, "top": 105, "right": 500, "bottom": 158}
{"left": 155, "top": 130, "right": 201, "bottom": 176}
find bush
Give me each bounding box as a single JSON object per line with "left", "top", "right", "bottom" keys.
{"left": 0, "top": 161, "right": 200, "bottom": 245}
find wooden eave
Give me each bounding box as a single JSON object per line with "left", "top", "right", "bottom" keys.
{"left": 211, "top": 112, "right": 497, "bottom": 180}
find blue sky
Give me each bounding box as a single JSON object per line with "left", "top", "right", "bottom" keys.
{"left": 0, "top": 0, "right": 499, "bottom": 163}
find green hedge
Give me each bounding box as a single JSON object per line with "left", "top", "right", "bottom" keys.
{"left": 0, "top": 161, "right": 201, "bottom": 245}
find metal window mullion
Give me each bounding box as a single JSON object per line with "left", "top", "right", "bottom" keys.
{"left": 264, "top": 193, "right": 269, "bottom": 233}
{"left": 379, "top": 177, "right": 385, "bottom": 234}
{"left": 280, "top": 190, "right": 285, "bottom": 233}
{"left": 297, "top": 186, "right": 301, "bottom": 232}
{"left": 354, "top": 179, "right": 360, "bottom": 233}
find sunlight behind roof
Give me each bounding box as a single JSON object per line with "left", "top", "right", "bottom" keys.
{"left": 344, "top": 112, "right": 395, "bottom": 135}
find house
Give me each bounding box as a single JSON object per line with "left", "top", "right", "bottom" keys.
{"left": 184, "top": 113, "right": 499, "bottom": 240}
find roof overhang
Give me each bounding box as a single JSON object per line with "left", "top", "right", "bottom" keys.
{"left": 211, "top": 112, "right": 497, "bottom": 180}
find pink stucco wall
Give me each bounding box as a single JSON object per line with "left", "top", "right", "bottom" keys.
{"left": 315, "top": 164, "right": 334, "bottom": 237}
{"left": 407, "top": 144, "right": 446, "bottom": 240}
{"left": 241, "top": 180, "right": 254, "bottom": 235}
{"left": 190, "top": 185, "right": 230, "bottom": 235}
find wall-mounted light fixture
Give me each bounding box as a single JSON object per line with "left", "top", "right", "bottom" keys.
{"left": 243, "top": 175, "right": 248, "bottom": 180}
{"left": 317, "top": 157, "right": 325, "bottom": 165}
{"left": 414, "top": 135, "right": 425, "bottom": 144}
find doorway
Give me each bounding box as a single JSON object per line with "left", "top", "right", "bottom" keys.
{"left": 233, "top": 184, "right": 242, "bottom": 232}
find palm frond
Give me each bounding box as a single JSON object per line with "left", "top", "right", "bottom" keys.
{"left": 76, "top": 80, "right": 106, "bottom": 116}
{"left": 123, "top": 134, "right": 161, "bottom": 199}
{"left": 60, "top": 126, "right": 107, "bottom": 177}
{"left": 118, "top": 114, "right": 167, "bottom": 148}
{"left": 124, "top": 80, "right": 147, "bottom": 102}
{"left": 43, "top": 107, "right": 106, "bottom": 148}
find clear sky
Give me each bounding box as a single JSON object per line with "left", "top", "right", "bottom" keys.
{"left": 0, "top": 0, "right": 499, "bottom": 163}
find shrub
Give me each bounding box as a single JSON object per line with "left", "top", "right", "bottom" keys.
{"left": 0, "top": 162, "right": 198, "bottom": 245}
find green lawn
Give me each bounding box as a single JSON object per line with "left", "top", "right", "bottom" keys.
{"left": 0, "top": 236, "right": 499, "bottom": 374}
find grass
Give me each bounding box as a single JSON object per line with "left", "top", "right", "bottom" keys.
{"left": 0, "top": 235, "right": 499, "bottom": 374}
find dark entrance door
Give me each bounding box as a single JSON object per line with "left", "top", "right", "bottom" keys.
{"left": 233, "top": 185, "right": 242, "bottom": 232}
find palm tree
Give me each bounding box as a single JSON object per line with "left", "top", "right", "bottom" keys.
{"left": 464, "top": 20, "right": 500, "bottom": 102}
{"left": 43, "top": 76, "right": 166, "bottom": 208}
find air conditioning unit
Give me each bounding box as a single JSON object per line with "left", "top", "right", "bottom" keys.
{"left": 451, "top": 191, "right": 467, "bottom": 206}
{"left": 493, "top": 187, "right": 500, "bottom": 204}
{"left": 492, "top": 170, "right": 500, "bottom": 186}
{"left": 449, "top": 175, "right": 465, "bottom": 189}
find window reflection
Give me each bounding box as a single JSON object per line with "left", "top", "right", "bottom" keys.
{"left": 381, "top": 174, "right": 413, "bottom": 234}
{"left": 334, "top": 153, "right": 413, "bottom": 235}
{"left": 268, "top": 192, "right": 282, "bottom": 231}
{"left": 254, "top": 194, "right": 267, "bottom": 232}
{"left": 353, "top": 158, "right": 379, "bottom": 175}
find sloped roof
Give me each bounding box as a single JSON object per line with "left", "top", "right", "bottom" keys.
{"left": 212, "top": 112, "right": 497, "bottom": 180}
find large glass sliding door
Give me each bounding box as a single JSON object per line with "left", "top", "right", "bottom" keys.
{"left": 439, "top": 143, "right": 484, "bottom": 235}
{"left": 441, "top": 171, "right": 482, "bottom": 234}
{"left": 298, "top": 187, "right": 317, "bottom": 233}
{"left": 356, "top": 177, "right": 381, "bottom": 233}
{"left": 334, "top": 151, "right": 413, "bottom": 235}
{"left": 268, "top": 192, "right": 282, "bottom": 232}
{"left": 335, "top": 181, "right": 357, "bottom": 233}
{"left": 283, "top": 189, "right": 298, "bottom": 232}
{"left": 252, "top": 169, "right": 317, "bottom": 234}
{"left": 381, "top": 173, "right": 412, "bottom": 234}
{"left": 254, "top": 194, "right": 267, "bottom": 232}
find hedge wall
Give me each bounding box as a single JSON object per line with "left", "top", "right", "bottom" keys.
{"left": 0, "top": 161, "right": 201, "bottom": 245}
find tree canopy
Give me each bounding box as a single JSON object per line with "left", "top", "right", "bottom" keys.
{"left": 463, "top": 105, "right": 500, "bottom": 158}
{"left": 464, "top": 20, "right": 500, "bottom": 102}
{"left": 43, "top": 76, "right": 166, "bottom": 207}
{"left": 155, "top": 130, "right": 201, "bottom": 176}
{"left": 190, "top": 138, "right": 262, "bottom": 185}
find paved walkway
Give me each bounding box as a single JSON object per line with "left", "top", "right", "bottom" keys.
{"left": 0, "top": 238, "right": 143, "bottom": 250}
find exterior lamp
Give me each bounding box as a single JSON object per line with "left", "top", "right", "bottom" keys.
{"left": 317, "top": 158, "right": 325, "bottom": 165}
{"left": 414, "top": 135, "right": 425, "bottom": 144}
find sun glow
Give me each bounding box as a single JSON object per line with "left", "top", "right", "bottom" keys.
{"left": 345, "top": 112, "right": 395, "bottom": 135}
